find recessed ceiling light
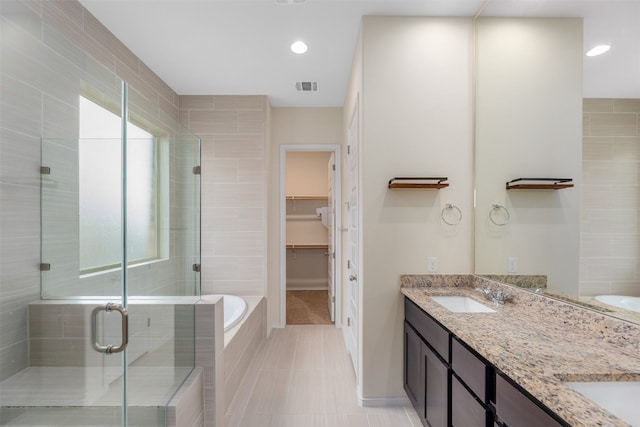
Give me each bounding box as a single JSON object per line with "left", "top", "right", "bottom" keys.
{"left": 291, "top": 40, "right": 308, "bottom": 54}
{"left": 586, "top": 44, "right": 611, "bottom": 57}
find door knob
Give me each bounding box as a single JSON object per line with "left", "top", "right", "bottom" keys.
{"left": 349, "top": 275, "right": 357, "bottom": 281}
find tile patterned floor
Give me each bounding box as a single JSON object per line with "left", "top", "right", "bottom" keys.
{"left": 226, "top": 325, "right": 420, "bottom": 427}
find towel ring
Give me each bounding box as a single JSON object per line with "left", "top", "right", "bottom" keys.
{"left": 489, "top": 204, "right": 510, "bottom": 226}
{"left": 441, "top": 204, "right": 462, "bottom": 226}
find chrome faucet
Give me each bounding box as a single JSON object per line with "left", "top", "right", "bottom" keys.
{"left": 475, "top": 286, "right": 512, "bottom": 305}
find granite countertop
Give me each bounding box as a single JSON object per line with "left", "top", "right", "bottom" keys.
{"left": 400, "top": 275, "right": 640, "bottom": 427}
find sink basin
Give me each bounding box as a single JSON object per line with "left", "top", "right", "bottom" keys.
{"left": 431, "top": 296, "right": 496, "bottom": 313}
{"left": 565, "top": 381, "right": 640, "bottom": 425}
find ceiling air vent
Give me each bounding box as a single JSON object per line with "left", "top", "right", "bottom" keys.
{"left": 295, "top": 81, "right": 318, "bottom": 92}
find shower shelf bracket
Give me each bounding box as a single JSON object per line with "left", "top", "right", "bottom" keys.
{"left": 388, "top": 177, "right": 449, "bottom": 189}
{"left": 506, "top": 178, "right": 573, "bottom": 190}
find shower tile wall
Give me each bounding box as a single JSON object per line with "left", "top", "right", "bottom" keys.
{"left": 0, "top": 0, "right": 182, "bottom": 382}
{"left": 581, "top": 98, "right": 640, "bottom": 296}
{"left": 179, "top": 96, "right": 269, "bottom": 297}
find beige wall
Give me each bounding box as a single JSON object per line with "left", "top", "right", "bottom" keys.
{"left": 474, "top": 18, "right": 583, "bottom": 296}
{"left": 581, "top": 98, "right": 640, "bottom": 296}
{"left": 267, "top": 108, "right": 342, "bottom": 330}
{"left": 286, "top": 151, "right": 331, "bottom": 196}
{"left": 356, "top": 16, "right": 475, "bottom": 401}
{"left": 179, "top": 95, "right": 270, "bottom": 298}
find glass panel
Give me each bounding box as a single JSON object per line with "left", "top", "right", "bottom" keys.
{"left": 2, "top": 4, "right": 200, "bottom": 424}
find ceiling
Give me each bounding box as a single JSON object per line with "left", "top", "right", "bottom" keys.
{"left": 79, "top": 0, "right": 640, "bottom": 107}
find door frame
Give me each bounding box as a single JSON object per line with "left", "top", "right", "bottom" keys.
{"left": 279, "top": 144, "right": 342, "bottom": 328}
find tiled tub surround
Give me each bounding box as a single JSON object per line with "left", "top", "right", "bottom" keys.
{"left": 401, "top": 274, "right": 640, "bottom": 427}
{"left": 223, "top": 297, "right": 265, "bottom": 419}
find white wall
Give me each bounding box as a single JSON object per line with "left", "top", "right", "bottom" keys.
{"left": 474, "top": 18, "right": 583, "bottom": 296}
{"left": 357, "top": 16, "right": 475, "bottom": 400}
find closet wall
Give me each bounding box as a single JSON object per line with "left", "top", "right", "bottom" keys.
{"left": 286, "top": 152, "right": 332, "bottom": 290}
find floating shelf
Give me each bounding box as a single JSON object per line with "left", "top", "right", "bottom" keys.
{"left": 506, "top": 178, "right": 573, "bottom": 190}
{"left": 388, "top": 177, "right": 449, "bottom": 189}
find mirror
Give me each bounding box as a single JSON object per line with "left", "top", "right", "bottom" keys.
{"left": 474, "top": 14, "right": 640, "bottom": 324}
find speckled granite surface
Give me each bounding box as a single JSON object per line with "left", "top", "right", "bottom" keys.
{"left": 401, "top": 274, "right": 640, "bottom": 427}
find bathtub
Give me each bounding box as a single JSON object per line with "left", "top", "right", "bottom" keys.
{"left": 201, "top": 294, "right": 248, "bottom": 332}
{"left": 595, "top": 295, "right": 640, "bottom": 313}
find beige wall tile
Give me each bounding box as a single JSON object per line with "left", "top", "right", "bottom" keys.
{"left": 189, "top": 110, "right": 238, "bottom": 134}
{"left": 214, "top": 135, "right": 264, "bottom": 158}
{"left": 614, "top": 99, "right": 640, "bottom": 113}
{"left": 582, "top": 142, "right": 612, "bottom": 160}
{"left": 590, "top": 112, "right": 638, "bottom": 137}
{"left": 180, "top": 95, "right": 215, "bottom": 110}
{"left": 584, "top": 98, "right": 614, "bottom": 113}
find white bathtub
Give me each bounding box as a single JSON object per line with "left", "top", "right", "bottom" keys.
{"left": 201, "top": 294, "right": 248, "bottom": 332}
{"left": 595, "top": 295, "right": 640, "bottom": 313}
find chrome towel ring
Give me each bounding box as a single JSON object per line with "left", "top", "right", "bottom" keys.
{"left": 441, "top": 204, "right": 462, "bottom": 226}
{"left": 490, "top": 204, "right": 510, "bottom": 226}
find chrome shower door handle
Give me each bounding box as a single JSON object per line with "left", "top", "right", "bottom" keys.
{"left": 91, "top": 302, "right": 129, "bottom": 354}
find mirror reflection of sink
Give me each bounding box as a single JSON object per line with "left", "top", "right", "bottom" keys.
{"left": 565, "top": 381, "right": 640, "bottom": 426}
{"left": 431, "top": 296, "right": 496, "bottom": 313}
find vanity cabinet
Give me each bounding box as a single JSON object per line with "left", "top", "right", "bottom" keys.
{"left": 404, "top": 297, "right": 568, "bottom": 427}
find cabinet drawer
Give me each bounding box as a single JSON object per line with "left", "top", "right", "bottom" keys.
{"left": 452, "top": 337, "right": 489, "bottom": 402}
{"left": 405, "top": 298, "right": 450, "bottom": 360}
{"left": 495, "top": 373, "right": 564, "bottom": 427}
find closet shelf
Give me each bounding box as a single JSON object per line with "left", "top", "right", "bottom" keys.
{"left": 388, "top": 177, "right": 449, "bottom": 189}
{"left": 286, "top": 214, "right": 320, "bottom": 220}
{"left": 286, "top": 195, "right": 328, "bottom": 200}
{"left": 506, "top": 178, "right": 573, "bottom": 190}
{"left": 286, "top": 244, "right": 329, "bottom": 249}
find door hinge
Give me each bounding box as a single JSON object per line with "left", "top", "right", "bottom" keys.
{"left": 347, "top": 145, "right": 351, "bottom": 155}
{"left": 332, "top": 252, "right": 335, "bottom": 259}
{"left": 347, "top": 260, "right": 351, "bottom": 269}
{"left": 332, "top": 296, "right": 335, "bottom": 303}
{"left": 332, "top": 163, "right": 336, "bottom": 171}
{"left": 192, "top": 264, "right": 201, "bottom": 272}
{"left": 192, "top": 166, "right": 201, "bottom": 175}
{"left": 347, "top": 317, "right": 351, "bottom": 327}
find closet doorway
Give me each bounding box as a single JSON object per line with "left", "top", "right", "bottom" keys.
{"left": 280, "top": 145, "right": 341, "bottom": 328}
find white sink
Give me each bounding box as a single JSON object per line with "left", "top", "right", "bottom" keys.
{"left": 431, "top": 296, "right": 496, "bottom": 313}
{"left": 565, "top": 381, "right": 640, "bottom": 425}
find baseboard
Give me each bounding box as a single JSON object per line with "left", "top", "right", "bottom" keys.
{"left": 359, "top": 396, "right": 411, "bottom": 407}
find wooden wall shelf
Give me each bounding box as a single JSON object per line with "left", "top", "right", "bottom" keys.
{"left": 388, "top": 177, "right": 449, "bottom": 189}
{"left": 506, "top": 178, "right": 573, "bottom": 190}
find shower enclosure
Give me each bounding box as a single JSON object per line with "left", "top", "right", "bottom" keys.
{"left": 0, "top": 23, "right": 201, "bottom": 425}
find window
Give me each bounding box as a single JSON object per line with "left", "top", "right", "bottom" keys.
{"left": 79, "top": 96, "right": 161, "bottom": 274}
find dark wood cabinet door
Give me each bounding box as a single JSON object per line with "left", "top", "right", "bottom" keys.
{"left": 404, "top": 321, "right": 425, "bottom": 420}
{"left": 425, "top": 343, "right": 448, "bottom": 427}
{"left": 451, "top": 375, "right": 488, "bottom": 427}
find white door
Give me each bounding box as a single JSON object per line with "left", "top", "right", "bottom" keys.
{"left": 327, "top": 153, "right": 336, "bottom": 322}
{"left": 346, "top": 101, "right": 359, "bottom": 374}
